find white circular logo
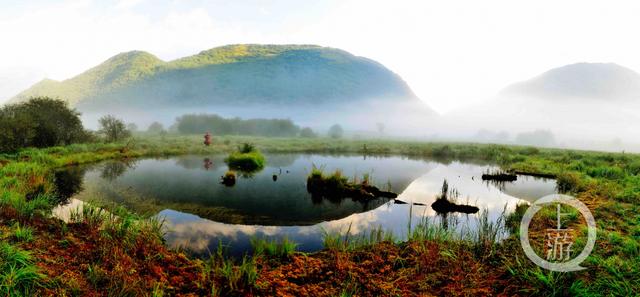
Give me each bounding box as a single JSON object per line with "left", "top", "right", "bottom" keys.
{"left": 519, "top": 194, "right": 597, "bottom": 272}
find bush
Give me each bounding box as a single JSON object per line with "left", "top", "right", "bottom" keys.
{"left": 98, "top": 115, "right": 131, "bottom": 142}
{"left": 586, "top": 166, "right": 626, "bottom": 180}
{"left": 299, "top": 127, "right": 317, "bottom": 138}
{"left": 328, "top": 124, "right": 343, "bottom": 139}
{"left": 238, "top": 143, "right": 256, "bottom": 153}
{"left": 0, "top": 97, "right": 89, "bottom": 152}
{"left": 147, "top": 122, "right": 165, "bottom": 134}
{"left": 225, "top": 145, "right": 266, "bottom": 171}
{"left": 557, "top": 171, "right": 582, "bottom": 193}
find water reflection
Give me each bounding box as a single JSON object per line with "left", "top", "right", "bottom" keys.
{"left": 53, "top": 154, "right": 557, "bottom": 256}
{"left": 100, "top": 160, "right": 137, "bottom": 181}
{"left": 53, "top": 167, "right": 86, "bottom": 204}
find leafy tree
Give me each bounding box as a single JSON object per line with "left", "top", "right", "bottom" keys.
{"left": 299, "top": 127, "right": 317, "bottom": 138}
{"left": 126, "top": 123, "right": 138, "bottom": 133}
{"left": 328, "top": 124, "right": 344, "bottom": 139}
{"left": 0, "top": 106, "right": 36, "bottom": 152}
{"left": 175, "top": 114, "right": 300, "bottom": 137}
{"left": 0, "top": 97, "right": 88, "bottom": 152}
{"left": 98, "top": 115, "right": 131, "bottom": 142}
{"left": 147, "top": 122, "right": 165, "bottom": 134}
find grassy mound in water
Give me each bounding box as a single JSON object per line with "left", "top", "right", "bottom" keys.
{"left": 306, "top": 166, "right": 397, "bottom": 200}
{"left": 224, "top": 143, "right": 266, "bottom": 171}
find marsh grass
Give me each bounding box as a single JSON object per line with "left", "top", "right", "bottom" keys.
{"left": 323, "top": 206, "right": 508, "bottom": 257}
{"left": 202, "top": 242, "right": 259, "bottom": 293}
{"left": 250, "top": 237, "right": 298, "bottom": 259}
{"left": 322, "top": 224, "right": 396, "bottom": 252}
{"left": 12, "top": 223, "right": 34, "bottom": 243}
{"left": 0, "top": 242, "right": 43, "bottom": 296}
{"left": 1, "top": 135, "right": 640, "bottom": 294}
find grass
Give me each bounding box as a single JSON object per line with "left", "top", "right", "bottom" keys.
{"left": 0, "top": 134, "right": 639, "bottom": 295}
{"left": 12, "top": 223, "right": 34, "bottom": 243}
{"left": 221, "top": 170, "right": 236, "bottom": 186}
{"left": 250, "top": 237, "right": 298, "bottom": 259}
{"left": 224, "top": 143, "right": 266, "bottom": 171}
{"left": 0, "top": 242, "right": 43, "bottom": 296}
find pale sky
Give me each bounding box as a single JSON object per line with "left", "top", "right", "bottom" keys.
{"left": 2, "top": 0, "right": 640, "bottom": 113}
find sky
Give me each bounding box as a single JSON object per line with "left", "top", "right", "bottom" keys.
{"left": 2, "top": 0, "right": 640, "bottom": 113}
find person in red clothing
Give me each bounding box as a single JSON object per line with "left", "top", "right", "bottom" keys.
{"left": 204, "top": 132, "right": 212, "bottom": 146}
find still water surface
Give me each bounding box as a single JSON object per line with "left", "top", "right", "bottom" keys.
{"left": 52, "top": 154, "right": 556, "bottom": 256}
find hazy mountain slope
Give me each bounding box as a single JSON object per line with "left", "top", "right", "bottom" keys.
{"left": 11, "top": 44, "right": 425, "bottom": 112}
{"left": 13, "top": 51, "right": 165, "bottom": 106}
{"left": 445, "top": 62, "right": 640, "bottom": 150}
{"left": 500, "top": 62, "right": 640, "bottom": 101}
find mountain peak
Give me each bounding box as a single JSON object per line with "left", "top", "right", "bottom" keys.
{"left": 501, "top": 62, "right": 640, "bottom": 100}
{"left": 106, "top": 50, "right": 163, "bottom": 63}
{"left": 10, "top": 44, "right": 425, "bottom": 113}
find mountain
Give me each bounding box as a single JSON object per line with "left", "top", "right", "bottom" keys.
{"left": 500, "top": 63, "right": 640, "bottom": 100}
{"left": 11, "top": 45, "right": 426, "bottom": 113}
{"left": 445, "top": 62, "right": 640, "bottom": 150}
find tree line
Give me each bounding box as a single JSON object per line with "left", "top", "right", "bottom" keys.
{"left": 0, "top": 97, "right": 344, "bottom": 153}
{"left": 0, "top": 97, "right": 132, "bottom": 153}
{"left": 175, "top": 114, "right": 305, "bottom": 137}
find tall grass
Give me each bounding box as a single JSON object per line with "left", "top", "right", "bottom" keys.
{"left": 0, "top": 193, "right": 52, "bottom": 220}
{"left": 224, "top": 143, "right": 266, "bottom": 171}
{"left": 12, "top": 223, "right": 34, "bottom": 243}
{"left": 203, "top": 242, "right": 259, "bottom": 293}
{"left": 322, "top": 224, "right": 396, "bottom": 251}
{"left": 0, "top": 242, "right": 43, "bottom": 296}
{"left": 323, "top": 206, "right": 509, "bottom": 255}
{"left": 250, "top": 237, "right": 298, "bottom": 258}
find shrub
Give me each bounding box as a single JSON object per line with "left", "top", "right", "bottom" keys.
{"left": 0, "top": 97, "right": 89, "bottom": 152}
{"left": 221, "top": 171, "right": 237, "bottom": 186}
{"left": 237, "top": 143, "right": 256, "bottom": 154}
{"left": 98, "top": 115, "right": 131, "bottom": 142}
{"left": 557, "top": 171, "right": 582, "bottom": 193}
{"left": 586, "top": 166, "right": 625, "bottom": 180}
{"left": 328, "top": 124, "right": 344, "bottom": 139}
{"left": 147, "top": 122, "right": 165, "bottom": 134}
{"left": 225, "top": 145, "right": 266, "bottom": 171}
{"left": 299, "top": 127, "right": 317, "bottom": 138}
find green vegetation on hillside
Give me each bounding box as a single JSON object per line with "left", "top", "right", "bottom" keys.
{"left": 10, "top": 44, "right": 420, "bottom": 110}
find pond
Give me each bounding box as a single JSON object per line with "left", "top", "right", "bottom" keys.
{"left": 52, "top": 154, "right": 557, "bottom": 257}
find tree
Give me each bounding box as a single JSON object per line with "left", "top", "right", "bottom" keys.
{"left": 98, "top": 115, "right": 131, "bottom": 142}
{"left": 174, "top": 113, "right": 300, "bottom": 137}
{"left": 147, "top": 122, "right": 165, "bottom": 134}
{"left": 127, "top": 123, "right": 138, "bottom": 133}
{"left": 299, "top": 127, "right": 317, "bottom": 138}
{"left": 328, "top": 124, "right": 344, "bottom": 139}
{"left": 0, "top": 97, "right": 88, "bottom": 152}
{"left": 0, "top": 106, "right": 36, "bottom": 152}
